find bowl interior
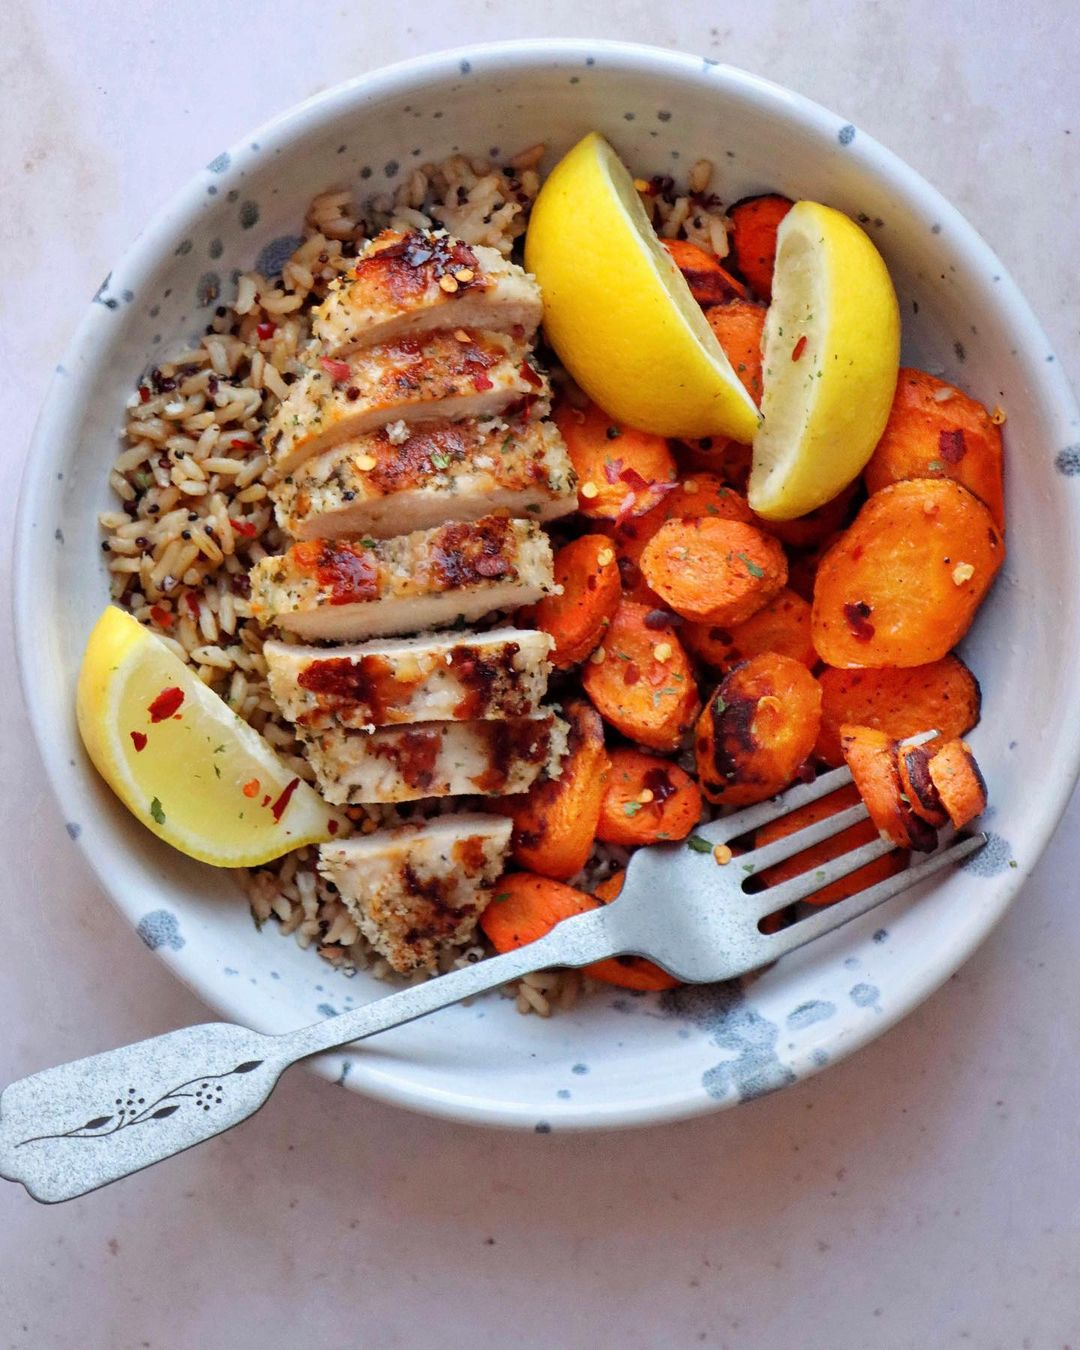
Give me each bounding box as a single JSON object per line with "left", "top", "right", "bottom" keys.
{"left": 20, "top": 42, "right": 1080, "bottom": 1128}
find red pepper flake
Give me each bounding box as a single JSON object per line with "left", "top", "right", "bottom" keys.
{"left": 791, "top": 335, "right": 808, "bottom": 362}
{"left": 472, "top": 372, "right": 494, "bottom": 391}
{"left": 184, "top": 592, "right": 201, "bottom": 617}
{"left": 843, "top": 601, "right": 875, "bottom": 642}
{"left": 319, "top": 356, "right": 352, "bottom": 382}
{"left": 148, "top": 686, "right": 184, "bottom": 722}
{"left": 328, "top": 818, "right": 340, "bottom": 835}
{"left": 242, "top": 778, "right": 260, "bottom": 799}
{"left": 619, "top": 465, "right": 652, "bottom": 492}
{"left": 261, "top": 794, "right": 272, "bottom": 807}
{"left": 519, "top": 361, "right": 543, "bottom": 389}
{"left": 256, "top": 321, "right": 277, "bottom": 340}
{"left": 624, "top": 662, "right": 641, "bottom": 686}
{"left": 646, "top": 664, "right": 667, "bottom": 687}
{"left": 938, "top": 428, "right": 967, "bottom": 464}
{"left": 230, "top": 517, "right": 258, "bottom": 538}
{"left": 230, "top": 437, "right": 251, "bottom": 450}
{"left": 130, "top": 730, "right": 148, "bottom": 753}
{"left": 149, "top": 604, "right": 174, "bottom": 629}
{"left": 139, "top": 386, "right": 151, "bottom": 403}
{"left": 271, "top": 777, "right": 300, "bottom": 822}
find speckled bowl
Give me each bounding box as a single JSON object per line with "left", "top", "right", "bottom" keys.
{"left": 17, "top": 40, "right": 1080, "bottom": 1130}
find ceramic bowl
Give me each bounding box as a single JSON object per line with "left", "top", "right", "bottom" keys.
{"left": 17, "top": 40, "right": 1080, "bottom": 1130}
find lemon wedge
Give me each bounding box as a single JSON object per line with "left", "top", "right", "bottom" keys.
{"left": 748, "top": 200, "right": 900, "bottom": 520}
{"left": 77, "top": 605, "right": 344, "bottom": 866}
{"left": 524, "top": 132, "right": 760, "bottom": 442}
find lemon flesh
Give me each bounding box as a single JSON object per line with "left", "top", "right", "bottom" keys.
{"left": 524, "top": 132, "right": 760, "bottom": 442}
{"left": 749, "top": 201, "right": 900, "bottom": 520}
{"left": 77, "top": 606, "right": 344, "bottom": 866}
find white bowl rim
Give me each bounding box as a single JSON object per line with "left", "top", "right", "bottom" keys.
{"left": 16, "top": 38, "right": 1080, "bottom": 1130}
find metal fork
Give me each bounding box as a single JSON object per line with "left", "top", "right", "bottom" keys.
{"left": 0, "top": 764, "right": 984, "bottom": 1202}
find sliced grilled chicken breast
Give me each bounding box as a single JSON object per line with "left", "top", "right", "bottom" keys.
{"left": 299, "top": 712, "right": 568, "bottom": 804}
{"left": 317, "top": 813, "right": 511, "bottom": 973}
{"left": 312, "top": 229, "right": 542, "bottom": 357}
{"left": 249, "top": 515, "right": 554, "bottom": 641}
{"left": 264, "top": 627, "right": 553, "bottom": 731}
{"left": 266, "top": 330, "right": 546, "bottom": 475}
{"left": 272, "top": 417, "right": 576, "bottom": 540}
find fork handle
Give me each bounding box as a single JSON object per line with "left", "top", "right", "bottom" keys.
{"left": 0, "top": 907, "right": 617, "bottom": 1202}
{"left": 281, "top": 904, "right": 615, "bottom": 1061}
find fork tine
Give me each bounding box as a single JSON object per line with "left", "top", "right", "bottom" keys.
{"left": 750, "top": 834, "right": 896, "bottom": 916}
{"left": 757, "top": 833, "right": 987, "bottom": 959}
{"left": 745, "top": 802, "right": 869, "bottom": 875}
{"left": 696, "top": 764, "right": 854, "bottom": 845}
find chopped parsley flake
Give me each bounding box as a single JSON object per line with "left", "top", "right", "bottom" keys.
{"left": 737, "top": 551, "right": 765, "bottom": 578}
{"left": 686, "top": 834, "right": 712, "bottom": 854}
{"left": 623, "top": 801, "right": 644, "bottom": 818}
{"left": 149, "top": 798, "right": 166, "bottom": 825}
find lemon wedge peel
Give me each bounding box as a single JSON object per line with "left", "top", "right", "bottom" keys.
{"left": 524, "top": 132, "right": 760, "bottom": 442}
{"left": 748, "top": 200, "right": 901, "bottom": 521}
{"left": 77, "top": 605, "right": 344, "bottom": 867}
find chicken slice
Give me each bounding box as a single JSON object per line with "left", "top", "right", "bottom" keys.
{"left": 299, "top": 712, "right": 568, "bottom": 804}
{"left": 318, "top": 813, "right": 511, "bottom": 974}
{"left": 264, "top": 627, "right": 553, "bottom": 731}
{"left": 249, "top": 515, "right": 554, "bottom": 642}
{"left": 312, "top": 229, "right": 542, "bottom": 357}
{"left": 272, "top": 416, "right": 576, "bottom": 541}
{"left": 266, "top": 329, "right": 547, "bottom": 475}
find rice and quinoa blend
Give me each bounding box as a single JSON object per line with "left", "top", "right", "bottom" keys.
{"left": 102, "top": 148, "right": 731, "bottom": 1015}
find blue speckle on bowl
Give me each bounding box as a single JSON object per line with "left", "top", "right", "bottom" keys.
{"left": 557, "top": 1089, "right": 571, "bottom": 1100}
{"left": 666, "top": 984, "right": 794, "bottom": 1102}
{"left": 207, "top": 185, "right": 218, "bottom": 196}
{"left": 838, "top": 124, "right": 856, "bottom": 145}
{"left": 196, "top": 272, "right": 221, "bottom": 307}
{"left": 459, "top": 59, "right": 472, "bottom": 74}
{"left": 65, "top": 821, "right": 81, "bottom": 841}
{"left": 873, "top": 928, "right": 889, "bottom": 944}
{"left": 316, "top": 1002, "right": 337, "bottom": 1018}
{"left": 811, "top": 1048, "right": 830, "bottom": 1067}
{"left": 122, "top": 289, "right": 134, "bottom": 303}
{"left": 960, "top": 830, "right": 1015, "bottom": 876}
{"left": 208, "top": 237, "right": 224, "bottom": 260}
{"left": 255, "top": 234, "right": 304, "bottom": 279}
{"left": 585, "top": 56, "right": 596, "bottom": 66}
{"left": 786, "top": 1000, "right": 836, "bottom": 1030}
{"left": 336, "top": 1059, "right": 352, "bottom": 1086}
{"left": 702, "top": 57, "right": 720, "bottom": 69}
{"left": 931, "top": 222, "right": 942, "bottom": 234}
{"left": 270, "top": 970, "right": 281, "bottom": 980}
{"left": 843, "top": 956, "right": 860, "bottom": 970}
{"left": 136, "top": 909, "right": 185, "bottom": 951}
{"left": 239, "top": 201, "right": 260, "bottom": 230}
{"left": 535, "top": 1121, "right": 552, "bottom": 1134}
{"left": 850, "top": 982, "right": 880, "bottom": 1008}
{"left": 207, "top": 152, "right": 231, "bottom": 173}
{"left": 224, "top": 966, "right": 238, "bottom": 976}
{"left": 54, "top": 528, "right": 64, "bottom": 545}
{"left": 571, "top": 1062, "right": 589, "bottom": 1075}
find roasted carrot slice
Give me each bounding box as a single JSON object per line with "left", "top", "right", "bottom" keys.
{"left": 926, "top": 738, "right": 988, "bottom": 828}
{"left": 553, "top": 399, "right": 677, "bottom": 521}
{"left": 480, "top": 871, "right": 679, "bottom": 991}
{"left": 897, "top": 740, "right": 949, "bottom": 827}
{"left": 481, "top": 872, "right": 595, "bottom": 952}
{"left": 504, "top": 699, "right": 610, "bottom": 880}
{"left": 682, "top": 588, "right": 815, "bottom": 673}
{"left": 706, "top": 300, "right": 766, "bottom": 404}
{"left": 814, "top": 656, "right": 981, "bottom": 767}
{"left": 755, "top": 784, "right": 909, "bottom": 906}
{"left": 587, "top": 868, "right": 680, "bottom": 990}
{"left": 661, "top": 238, "right": 749, "bottom": 306}
{"left": 582, "top": 600, "right": 700, "bottom": 752}
{"left": 608, "top": 473, "right": 754, "bottom": 566}
{"left": 756, "top": 481, "right": 859, "bottom": 550}
{"left": 839, "top": 724, "right": 937, "bottom": 851}
{"left": 640, "top": 517, "right": 787, "bottom": 625}
{"left": 864, "top": 369, "right": 1005, "bottom": 530}
{"left": 675, "top": 435, "right": 754, "bottom": 487}
{"left": 728, "top": 194, "right": 794, "bottom": 300}
{"left": 811, "top": 479, "right": 1004, "bottom": 668}
{"left": 696, "top": 652, "right": 823, "bottom": 806}
{"left": 597, "top": 748, "right": 702, "bottom": 845}
{"left": 527, "top": 534, "right": 621, "bottom": 668}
